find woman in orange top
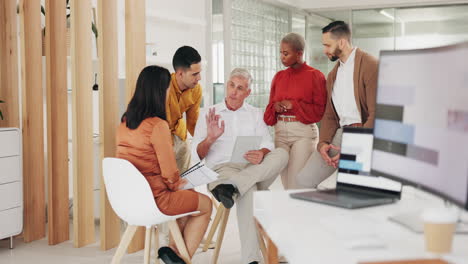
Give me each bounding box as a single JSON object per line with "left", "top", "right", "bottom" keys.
{"left": 116, "top": 65, "right": 212, "bottom": 263}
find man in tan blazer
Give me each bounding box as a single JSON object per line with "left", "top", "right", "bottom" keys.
{"left": 297, "top": 21, "right": 378, "bottom": 188}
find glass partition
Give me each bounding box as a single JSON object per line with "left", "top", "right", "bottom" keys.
{"left": 352, "top": 4, "right": 468, "bottom": 58}
{"left": 395, "top": 5, "right": 468, "bottom": 50}
{"left": 230, "top": 0, "right": 289, "bottom": 108}
{"left": 213, "top": 2, "right": 468, "bottom": 104}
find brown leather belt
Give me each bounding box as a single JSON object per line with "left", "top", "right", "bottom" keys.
{"left": 343, "top": 123, "right": 363, "bottom": 128}
{"left": 277, "top": 115, "right": 298, "bottom": 122}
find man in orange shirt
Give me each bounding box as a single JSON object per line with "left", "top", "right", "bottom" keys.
{"left": 166, "top": 46, "right": 203, "bottom": 173}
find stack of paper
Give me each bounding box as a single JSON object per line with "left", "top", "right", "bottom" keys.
{"left": 181, "top": 162, "right": 219, "bottom": 190}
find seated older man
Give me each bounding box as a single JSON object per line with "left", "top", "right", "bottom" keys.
{"left": 192, "top": 68, "right": 288, "bottom": 264}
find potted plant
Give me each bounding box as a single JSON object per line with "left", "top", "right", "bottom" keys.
{"left": 18, "top": 0, "right": 98, "bottom": 56}
{"left": 42, "top": 1, "right": 98, "bottom": 55}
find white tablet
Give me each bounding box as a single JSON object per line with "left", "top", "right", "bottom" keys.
{"left": 230, "top": 136, "right": 263, "bottom": 163}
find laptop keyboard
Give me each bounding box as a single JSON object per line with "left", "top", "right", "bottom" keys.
{"left": 290, "top": 188, "right": 395, "bottom": 209}
{"left": 318, "top": 189, "right": 383, "bottom": 201}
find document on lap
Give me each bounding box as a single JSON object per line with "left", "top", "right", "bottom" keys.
{"left": 230, "top": 136, "right": 263, "bottom": 163}
{"left": 180, "top": 162, "right": 219, "bottom": 190}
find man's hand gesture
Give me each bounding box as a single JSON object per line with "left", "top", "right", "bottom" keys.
{"left": 319, "top": 143, "right": 341, "bottom": 168}
{"left": 206, "top": 108, "right": 225, "bottom": 142}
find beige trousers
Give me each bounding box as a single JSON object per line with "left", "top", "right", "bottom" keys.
{"left": 296, "top": 128, "right": 343, "bottom": 188}
{"left": 274, "top": 121, "right": 319, "bottom": 189}
{"left": 208, "top": 148, "right": 289, "bottom": 264}
{"left": 173, "top": 134, "right": 191, "bottom": 173}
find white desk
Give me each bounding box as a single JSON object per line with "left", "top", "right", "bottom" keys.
{"left": 253, "top": 187, "right": 468, "bottom": 264}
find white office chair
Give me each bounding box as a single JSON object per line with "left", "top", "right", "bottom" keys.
{"left": 103, "top": 157, "right": 199, "bottom": 264}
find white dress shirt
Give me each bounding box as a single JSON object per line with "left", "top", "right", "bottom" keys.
{"left": 332, "top": 47, "right": 362, "bottom": 127}
{"left": 191, "top": 101, "right": 274, "bottom": 169}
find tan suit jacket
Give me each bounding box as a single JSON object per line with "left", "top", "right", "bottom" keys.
{"left": 317, "top": 48, "right": 379, "bottom": 151}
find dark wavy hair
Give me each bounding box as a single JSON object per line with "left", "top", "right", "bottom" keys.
{"left": 121, "top": 65, "right": 171, "bottom": 129}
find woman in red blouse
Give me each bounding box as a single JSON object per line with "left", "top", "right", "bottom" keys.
{"left": 264, "top": 33, "right": 327, "bottom": 189}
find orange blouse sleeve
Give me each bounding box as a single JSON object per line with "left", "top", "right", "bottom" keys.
{"left": 151, "top": 120, "right": 181, "bottom": 191}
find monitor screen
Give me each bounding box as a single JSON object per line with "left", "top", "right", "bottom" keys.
{"left": 338, "top": 127, "right": 402, "bottom": 194}
{"left": 371, "top": 42, "right": 468, "bottom": 209}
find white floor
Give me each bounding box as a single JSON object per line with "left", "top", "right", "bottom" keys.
{"left": 0, "top": 178, "right": 291, "bottom": 264}
{"left": 0, "top": 217, "right": 242, "bottom": 264}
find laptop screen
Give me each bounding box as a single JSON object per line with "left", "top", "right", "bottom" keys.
{"left": 338, "top": 127, "right": 402, "bottom": 193}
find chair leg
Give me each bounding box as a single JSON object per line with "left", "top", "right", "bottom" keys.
{"left": 111, "top": 225, "right": 138, "bottom": 264}
{"left": 211, "top": 196, "right": 219, "bottom": 210}
{"left": 212, "top": 208, "right": 230, "bottom": 264}
{"left": 144, "top": 226, "right": 152, "bottom": 264}
{"left": 168, "top": 220, "right": 191, "bottom": 264}
{"left": 199, "top": 238, "right": 216, "bottom": 250}
{"left": 152, "top": 226, "right": 161, "bottom": 264}
{"left": 203, "top": 205, "right": 225, "bottom": 252}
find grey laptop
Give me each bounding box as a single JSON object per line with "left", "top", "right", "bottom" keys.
{"left": 290, "top": 127, "right": 401, "bottom": 209}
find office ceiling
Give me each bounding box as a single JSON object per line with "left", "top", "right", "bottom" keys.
{"left": 310, "top": 5, "right": 468, "bottom": 25}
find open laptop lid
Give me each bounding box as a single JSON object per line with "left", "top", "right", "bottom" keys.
{"left": 337, "top": 127, "right": 402, "bottom": 198}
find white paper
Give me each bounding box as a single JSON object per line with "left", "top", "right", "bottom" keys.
{"left": 230, "top": 136, "right": 263, "bottom": 163}
{"left": 181, "top": 163, "right": 219, "bottom": 190}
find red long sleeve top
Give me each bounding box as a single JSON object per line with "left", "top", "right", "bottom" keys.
{"left": 264, "top": 62, "right": 327, "bottom": 126}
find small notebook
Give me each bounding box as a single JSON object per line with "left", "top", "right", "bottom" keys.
{"left": 180, "top": 162, "right": 219, "bottom": 189}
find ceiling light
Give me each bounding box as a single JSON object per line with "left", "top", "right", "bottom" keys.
{"left": 380, "top": 10, "right": 395, "bottom": 21}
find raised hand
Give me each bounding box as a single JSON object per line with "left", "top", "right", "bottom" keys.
{"left": 206, "top": 108, "right": 225, "bottom": 142}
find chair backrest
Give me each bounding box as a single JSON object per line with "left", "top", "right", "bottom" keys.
{"left": 102, "top": 157, "right": 164, "bottom": 226}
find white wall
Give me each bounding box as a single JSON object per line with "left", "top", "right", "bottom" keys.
{"left": 117, "top": 0, "right": 210, "bottom": 93}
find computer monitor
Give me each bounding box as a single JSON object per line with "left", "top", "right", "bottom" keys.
{"left": 338, "top": 127, "right": 401, "bottom": 197}
{"left": 370, "top": 42, "right": 468, "bottom": 212}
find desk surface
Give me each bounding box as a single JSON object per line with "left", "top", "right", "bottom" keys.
{"left": 253, "top": 187, "right": 468, "bottom": 264}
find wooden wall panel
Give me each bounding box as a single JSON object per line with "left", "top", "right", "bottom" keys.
{"left": 125, "top": 0, "right": 146, "bottom": 253}
{"left": 0, "top": 0, "right": 20, "bottom": 128}
{"left": 98, "top": 0, "right": 121, "bottom": 250}
{"left": 125, "top": 0, "right": 146, "bottom": 103}
{"left": 18, "top": 0, "right": 46, "bottom": 243}
{"left": 45, "top": 0, "right": 69, "bottom": 245}
{"left": 70, "top": 0, "right": 95, "bottom": 247}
